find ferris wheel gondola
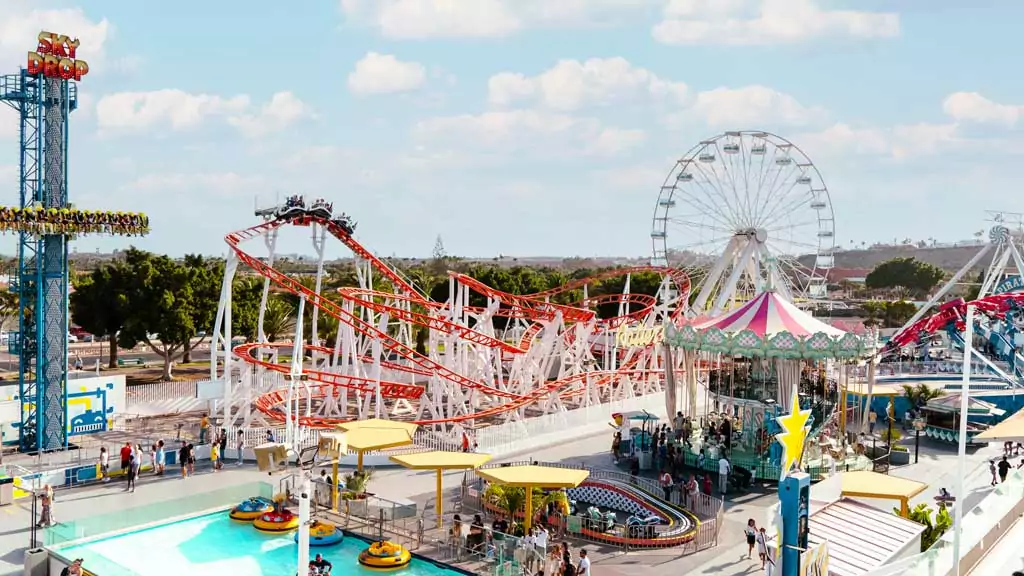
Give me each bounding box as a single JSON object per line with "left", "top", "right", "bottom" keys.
{"left": 651, "top": 131, "right": 835, "bottom": 316}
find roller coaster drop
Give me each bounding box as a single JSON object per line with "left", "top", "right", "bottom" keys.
{"left": 211, "top": 197, "right": 691, "bottom": 437}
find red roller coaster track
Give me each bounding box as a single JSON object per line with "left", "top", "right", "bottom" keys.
{"left": 223, "top": 216, "right": 691, "bottom": 427}
{"left": 888, "top": 292, "right": 1024, "bottom": 349}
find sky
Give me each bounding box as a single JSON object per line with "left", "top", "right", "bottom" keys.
{"left": 0, "top": 0, "right": 1022, "bottom": 262}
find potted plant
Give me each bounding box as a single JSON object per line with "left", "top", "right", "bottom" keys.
{"left": 341, "top": 469, "right": 374, "bottom": 517}
{"left": 483, "top": 484, "right": 570, "bottom": 536}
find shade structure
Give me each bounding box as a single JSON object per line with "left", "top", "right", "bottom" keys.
{"left": 925, "top": 394, "right": 1005, "bottom": 417}
{"left": 477, "top": 465, "right": 590, "bottom": 532}
{"left": 695, "top": 291, "right": 844, "bottom": 338}
{"left": 344, "top": 428, "right": 414, "bottom": 471}
{"left": 391, "top": 451, "right": 493, "bottom": 529}
{"left": 975, "top": 407, "right": 1024, "bottom": 442}
{"left": 840, "top": 470, "right": 927, "bottom": 516}
{"left": 337, "top": 418, "right": 419, "bottom": 436}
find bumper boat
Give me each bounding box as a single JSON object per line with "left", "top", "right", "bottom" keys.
{"left": 253, "top": 509, "right": 299, "bottom": 533}
{"left": 228, "top": 497, "right": 274, "bottom": 522}
{"left": 294, "top": 520, "right": 344, "bottom": 546}
{"left": 358, "top": 540, "right": 411, "bottom": 570}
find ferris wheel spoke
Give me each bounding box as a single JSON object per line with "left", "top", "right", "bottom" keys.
{"left": 666, "top": 217, "right": 735, "bottom": 236}
{"left": 754, "top": 161, "right": 802, "bottom": 228}
{"left": 711, "top": 141, "right": 747, "bottom": 224}
{"left": 678, "top": 179, "right": 743, "bottom": 230}
{"left": 688, "top": 159, "right": 744, "bottom": 228}
{"left": 759, "top": 191, "right": 813, "bottom": 232}
{"left": 756, "top": 171, "right": 808, "bottom": 229}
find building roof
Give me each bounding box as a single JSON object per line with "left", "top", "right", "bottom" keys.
{"left": 695, "top": 291, "right": 845, "bottom": 338}
{"left": 343, "top": 428, "right": 413, "bottom": 452}
{"left": 389, "top": 451, "right": 492, "bottom": 470}
{"left": 777, "top": 498, "right": 926, "bottom": 576}
{"left": 841, "top": 471, "right": 928, "bottom": 501}
{"left": 476, "top": 465, "right": 589, "bottom": 488}
{"left": 336, "top": 418, "right": 419, "bottom": 435}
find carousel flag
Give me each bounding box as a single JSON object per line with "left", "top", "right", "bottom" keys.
{"left": 775, "top": 388, "right": 811, "bottom": 480}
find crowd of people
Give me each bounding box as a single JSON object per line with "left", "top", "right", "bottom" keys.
{"left": 448, "top": 512, "right": 590, "bottom": 576}
{"left": 0, "top": 206, "right": 149, "bottom": 236}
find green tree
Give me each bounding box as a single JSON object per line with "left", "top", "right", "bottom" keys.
{"left": 230, "top": 276, "right": 266, "bottom": 341}
{"left": 897, "top": 503, "right": 952, "bottom": 551}
{"left": 70, "top": 262, "right": 129, "bottom": 368}
{"left": 261, "top": 296, "right": 295, "bottom": 342}
{"left": 865, "top": 257, "right": 945, "bottom": 298}
{"left": 118, "top": 249, "right": 197, "bottom": 380}
{"left": 902, "top": 383, "right": 943, "bottom": 409}
{"left": 0, "top": 287, "right": 18, "bottom": 334}
{"left": 180, "top": 255, "right": 222, "bottom": 363}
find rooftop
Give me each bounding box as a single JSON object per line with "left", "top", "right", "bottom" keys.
{"left": 476, "top": 464, "right": 589, "bottom": 488}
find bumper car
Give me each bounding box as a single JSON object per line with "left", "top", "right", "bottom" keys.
{"left": 358, "top": 540, "right": 411, "bottom": 569}
{"left": 229, "top": 496, "right": 274, "bottom": 521}
{"left": 295, "top": 520, "right": 344, "bottom": 546}
{"left": 253, "top": 509, "right": 299, "bottom": 533}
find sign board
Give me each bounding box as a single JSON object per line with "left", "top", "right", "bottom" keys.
{"left": 614, "top": 326, "right": 664, "bottom": 348}
{"left": 995, "top": 275, "right": 1024, "bottom": 295}
{"left": 800, "top": 541, "right": 829, "bottom": 576}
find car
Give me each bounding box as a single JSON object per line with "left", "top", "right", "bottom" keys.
{"left": 67, "top": 334, "right": 78, "bottom": 343}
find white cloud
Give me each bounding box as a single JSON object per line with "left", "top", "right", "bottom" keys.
{"left": 0, "top": 4, "right": 112, "bottom": 70}
{"left": 96, "top": 90, "right": 250, "bottom": 133}
{"left": 942, "top": 92, "right": 1021, "bottom": 126}
{"left": 95, "top": 90, "right": 311, "bottom": 137}
{"left": 348, "top": 52, "right": 426, "bottom": 95}
{"left": 228, "top": 92, "right": 313, "bottom": 138}
{"left": 653, "top": 0, "right": 900, "bottom": 45}
{"left": 340, "top": 0, "right": 644, "bottom": 39}
{"left": 124, "top": 172, "right": 267, "bottom": 196}
{"left": 488, "top": 57, "right": 687, "bottom": 111}
{"left": 0, "top": 105, "right": 16, "bottom": 139}
{"left": 684, "top": 85, "right": 827, "bottom": 127}
{"left": 413, "top": 109, "right": 643, "bottom": 156}
{"left": 794, "top": 121, "right": 958, "bottom": 160}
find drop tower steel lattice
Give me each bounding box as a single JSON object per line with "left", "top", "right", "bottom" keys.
{"left": 0, "top": 68, "right": 77, "bottom": 452}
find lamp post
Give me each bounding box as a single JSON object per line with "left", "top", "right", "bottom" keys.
{"left": 913, "top": 417, "right": 925, "bottom": 464}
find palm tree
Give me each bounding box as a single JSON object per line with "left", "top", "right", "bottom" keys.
{"left": 484, "top": 484, "right": 569, "bottom": 535}
{"left": 902, "top": 383, "right": 943, "bottom": 410}
{"left": 0, "top": 287, "right": 17, "bottom": 333}
{"left": 261, "top": 296, "right": 295, "bottom": 342}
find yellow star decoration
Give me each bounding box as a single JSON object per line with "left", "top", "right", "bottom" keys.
{"left": 775, "top": 389, "right": 812, "bottom": 479}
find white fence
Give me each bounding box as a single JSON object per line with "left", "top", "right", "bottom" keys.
{"left": 475, "top": 393, "right": 665, "bottom": 456}
{"left": 122, "top": 378, "right": 665, "bottom": 459}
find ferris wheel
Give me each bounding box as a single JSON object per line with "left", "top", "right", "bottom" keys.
{"left": 651, "top": 131, "right": 835, "bottom": 316}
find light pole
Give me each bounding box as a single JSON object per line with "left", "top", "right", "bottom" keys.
{"left": 913, "top": 417, "right": 925, "bottom": 464}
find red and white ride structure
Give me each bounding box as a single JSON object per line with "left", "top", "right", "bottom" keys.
{"left": 209, "top": 197, "right": 691, "bottom": 437}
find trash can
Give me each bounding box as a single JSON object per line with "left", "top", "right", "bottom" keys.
{"left": 0, "top": 476, "right": 14, "bottom": 506}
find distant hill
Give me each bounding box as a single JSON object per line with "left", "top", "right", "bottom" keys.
{"left": 800, "top": 243, "right": 996, "bottom": 273}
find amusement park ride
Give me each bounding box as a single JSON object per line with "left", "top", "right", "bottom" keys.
{"left": 0, "top": 32, "right": 148, "bottom": 452}
{"left": 887, "top": 214, "right": 1024, "bottom": 384}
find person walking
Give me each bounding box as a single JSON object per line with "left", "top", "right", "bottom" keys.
{"left": 659, "top": 470, "right": 674, "bottom": 501}
{"left": 756, "top": 527, "right": 770, "bottom": 570}
{"left": 36, "top": 484, "right": 54, "bottom": 527}
{"left": 998, "top": 456, "right": 1012, "bottom": 483}
{"left": 99, "top": 446, "right": 110, "bottom": 483}
{"left": 126, "top": 452, "right": 140, "bottom": 493}
{"left": 236, "top": 430, "right": 246, "bottom": 466}
{"left": 744, "top": 519, "right": 758, "bottom": 559}
{"left": 990, "top": 459, "right": 998, "bottom": 486}
{"left": 155, "top": 440, "right": 166, "bottom": 475}
{"left": 718, "top": 455, "right": 731, "bottom": 495}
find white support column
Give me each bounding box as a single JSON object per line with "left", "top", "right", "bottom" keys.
{"left": 693, "top": 236, "right": 740, "bottom": 314}
{"left": 257, "top": 228, "right": 280, "bottom": 345}
{"left": 310, "top": 224, "right": 328, "bottom": 348}
{"left": 297, "top": 472, "right": 312, "bottom": 574}
{"left": 211, "top": 251, "right": 238, "bottom": 425}
{"left": 896, "top": 242, "right": 993, "bottom": 334}
{"left": 712, "top": 238, "right": 758, "bottom": 314}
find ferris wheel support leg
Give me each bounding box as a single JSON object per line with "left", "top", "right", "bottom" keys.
{"left": 980, "top": 244, "right": 1012, "bottom": 298}
{"left": 692, "top": 236, "right": 739, "bottom": 313}
{"left": 212, "top": 251, "right": 239, "bottom": 426}
{"left": 897, "top": 242, "right": 993, "bottom": 335}
{"left": 712, "top": 239, "right": 758, "bottom": 315}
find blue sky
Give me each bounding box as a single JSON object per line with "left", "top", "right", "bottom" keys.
{"left": 0, "top": 0, "right": 1022, "bottom": 262}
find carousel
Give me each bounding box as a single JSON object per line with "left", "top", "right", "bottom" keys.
{"left": 665, "top": 290, "right": 869, "bottom": 478}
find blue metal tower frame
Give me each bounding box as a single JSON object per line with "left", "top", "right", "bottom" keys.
{"left": 0, "top": 69, "right": 77, "bottom": 452}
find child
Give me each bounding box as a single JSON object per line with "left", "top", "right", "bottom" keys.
{"left": 211, "top": 441, "right": 220, "bottom": 471}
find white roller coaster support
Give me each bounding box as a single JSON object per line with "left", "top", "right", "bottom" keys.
{"left": 898, "top": 242, "right": 994, "bottom": 334}
{"left": 257, "top": 228, "right": 280, "bottom": 345}
{"left": 309, "top": 224, "right": 328, "bottom": 349}
{"left": 211, "top": 251, "right": 238, "bottom": 424}
{"left": 285, "top": 296, "right": 307, "bottom": 449}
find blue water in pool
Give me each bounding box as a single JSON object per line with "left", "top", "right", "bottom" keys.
{"left": 60, "top": 512, "right": 461, "bottom": 576}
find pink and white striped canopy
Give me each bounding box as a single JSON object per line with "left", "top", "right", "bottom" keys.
{"left": 695, "top": 291, "right": 845, "bottom": 338}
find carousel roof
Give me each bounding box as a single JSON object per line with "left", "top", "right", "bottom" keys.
{"left": 696, "top": 291, "right": 845, "bottom": 339}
